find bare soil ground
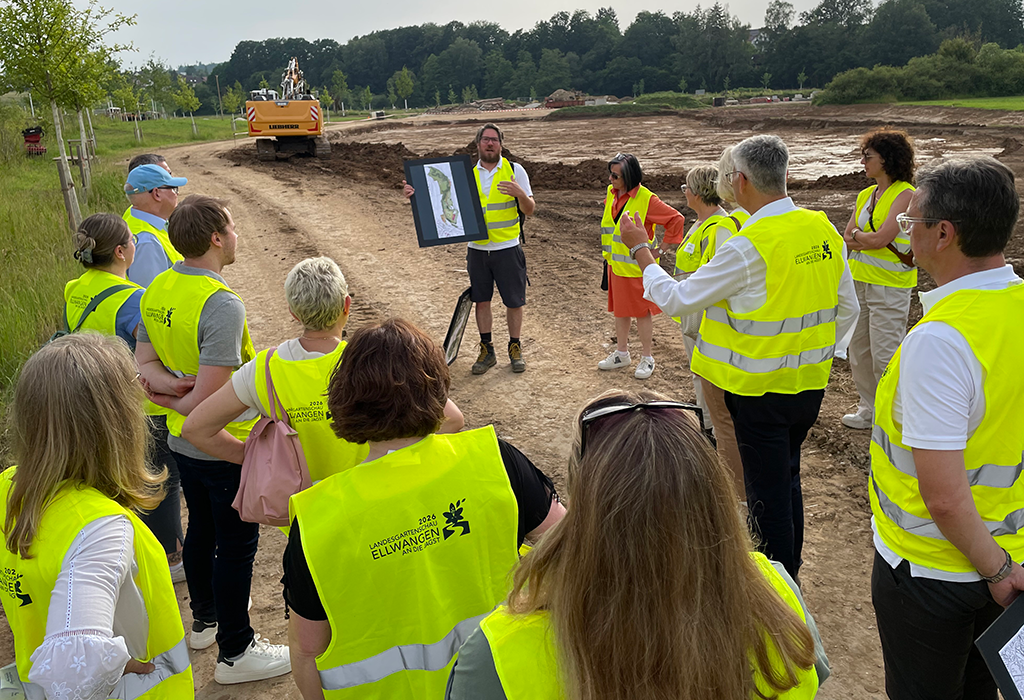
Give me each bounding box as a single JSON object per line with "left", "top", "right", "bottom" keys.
{"left": 3, "top": 103, "right": 1024, "bottom": 698}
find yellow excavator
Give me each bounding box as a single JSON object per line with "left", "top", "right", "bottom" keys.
{"left": 245, "top": 57, "right": 330, "bottom": 161}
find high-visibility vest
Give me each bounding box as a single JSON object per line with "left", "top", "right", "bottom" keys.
{"left": 480, "top": 551, "right": 818, "bottom": 700}
{"left": 288, "top": 426, "right": 519, "bottom": 699}
{"left": 701, "top": 210, "right": 750, "bottom": 266}
{"left": 123, "top": 207, "right": 183, "bottom": 267}
{"left": 691, "top": 208, "right": 845, "bottom": 396}
{"left": 64, "top": 268, "right": 141, "bottom": 337}
{"left": 141, "top": 267, "right": 257, "bottom": 440}
{"left": 869, "top": 282, "right": 1024, "bottom": 572}
{"left": 0, "top": 468, "right": 194, "bottom": 699}
{"left": 670, "top": 214, "right": 726, "bottom": 324}
{"left": 474, "top": 159, "right": 522, "bottom": 245}
{"left": 603, "top": 186, "right": 655, "bottom": 278}
{"left": 848, "top": 182, "right": 916, "bottom": 288}
{"left": 252, "top": 344, "right": 368, "bottom": 484}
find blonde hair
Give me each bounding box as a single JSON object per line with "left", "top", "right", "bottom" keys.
{"left": 717, "top": 146, "right": 738, "bottom": 204}
{"left": 285, "top": 257, "right": 349, "bottom": 331}
{"left": 508, "top": 389, "right": 816, "bottom": 700}
{"left": 686, "top": 165, "right": 722, "bottom": 206}
{"left": 4, "top": 334, "right": 165, "bottom": 558}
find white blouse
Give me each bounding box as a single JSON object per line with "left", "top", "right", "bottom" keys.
{"left": 27, "top": 514, "right": 150, "bottom": 700}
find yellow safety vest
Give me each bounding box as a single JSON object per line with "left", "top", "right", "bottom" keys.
{"left": 123, "top": 207, "right": 183, "bottom": 267}
{"left": 675, "top": 214, "right": 726, "bottom": 278}
{"left": 603, "top": 186, "right": 655, "bottom": 278}
{"left": 474, "top": 158, "right": 522, "bottom": 245}
{"left": 64, "top": 268, "right": 141, "bottom": 337}
{"left": 289, "top": 426, "right": 519, "bottom": 699}
{"left": 480, "top": 551, "right": 818, "bottom": 700}
{"left": 848, "top": 182, "right": 916, "bottom": 288}
{"left": 869, "top": 282, "right": 1024, "bottom": 572}
{"left": 691, "top": 208, "right": 845, "bottom": 396}
{"left": 701, "top": 210, "right": 750, "bottom": 267}
{"left": 0, "top": 468, "right": 193, "bottom": 699}
{"left": 140, "top": 267, "right": 256, "bottom": 440}
{"left": 252, "top": 344, "right": 368, "bottom": 484}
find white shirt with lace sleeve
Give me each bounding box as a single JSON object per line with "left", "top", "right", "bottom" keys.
{"left": 27, "top": 514, "right": 150, "bottom": 700}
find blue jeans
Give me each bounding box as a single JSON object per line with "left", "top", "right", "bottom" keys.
{"left": 724, "top": 389, "right": 824, "bottom": 579}
{"left": 174, "top": 452, "right": 259, "bottom": 659}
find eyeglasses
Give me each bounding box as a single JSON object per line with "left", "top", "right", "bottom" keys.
{"left": 860, "top": 152, "right": 878, "bottom": 160}
{"left": 609, "top": 172, "right": 622, "bottom": 180}
{"left": 724, "top": 170, "right": 743, "bottom": 181}
{"left": 479, "top": 137, "right": 500, "bottom": 144}
{"left": 895, "top": 212, "right": 959, "bottom": 236}
{"left": 578, "top": 400, "right": 707, "bottom": 457}
{"left": 153, "top": 186, "right": 178, "bottom": 194}
{"left": 680, "top": 183, "right": 688, "bottom": 193}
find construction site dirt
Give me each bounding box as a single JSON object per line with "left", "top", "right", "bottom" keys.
{"left": 4, "top": 103, "right": 1023, "bottom": 698}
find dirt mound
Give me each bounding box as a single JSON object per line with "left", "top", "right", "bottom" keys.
{"left": 790, "top": 171, "right": 871, "bottom": 191}
{"left": 999, "top": 137, "right": 1024, "bottom": 157}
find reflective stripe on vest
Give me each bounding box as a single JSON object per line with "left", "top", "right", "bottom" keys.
{"left": 253, "top": 344, "right": 368, "bottom": 485}
{"left": 870, "top": 282, "right": 1024, "bottom": 572}
{"left": 690, "top": 208, "right": 844, "bottom": 396}
{"left": 0, "top": 469, "right": 194, "bottom": 699}
{"left": 847, "top": 182, "right": 916, "bottom": 288}
{"left": 603, "top": 185, "right": 654, "bottom": 278}
{"left": 319, "top": 610, "right": 490, "bottom": 690}
{"left": 474, "top": 159, "right": 522, "bottom": 244}
{"left": 674, "top": 214, "right": 725, "bottom": 277}
{"left": 480, "top": 552, "right": 818, "bottom": 700}
{"left": 123, "top": 207, "right": 183, "bottom": 266}
{"left": 289, "top": 426, "right": 520, "bottom": 699}
{"left": 141, "top": 267, "right": 256, "bottom": 439}
{"left": 64, "top": 268, "right": 141, "bottom": 337}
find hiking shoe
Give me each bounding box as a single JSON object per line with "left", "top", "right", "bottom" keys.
{"left": 598, "top": 350, "right": 631, "bottom": 370}
{"left": 841, "top": 408, "right": 872, "bottom": 430}
{"left": 169, "top": 561, "right": 186, "bottom": 584}
{"left": 214, "top": 634, "right": 291, "bottom": 684}
{"left": 472, "top": 343, "right": 497, "bottom": 375}
{"left": 634, "top": 356, "right": 655, "bottom": 380}
{"left": 190, "top": 619, "right": 218, "bottom": 650}
{"left": 509, "top": 342, "right": 526, "bottom": 373}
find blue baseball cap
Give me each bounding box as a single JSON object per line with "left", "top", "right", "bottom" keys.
{"left": 124, "top": 164, "right": 188, "bottom": 195}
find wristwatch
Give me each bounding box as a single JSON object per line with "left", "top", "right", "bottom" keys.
{"left": 981, "top": 548, "right": 1014, "bottom": 584}
{"left": 629, "top": 242, "right": 649, "bottom": 259}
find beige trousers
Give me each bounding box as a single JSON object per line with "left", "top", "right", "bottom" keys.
{"left": 699, "top": 377, "right": 745, "bottom": 496}
{"left": 849, "top": 280, "right": 912, "bottom": 415}
{"left": 682, "top": 333, "right": 709, "bottom": 425}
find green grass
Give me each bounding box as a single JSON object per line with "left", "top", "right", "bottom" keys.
{"left": 545, "top": 103, "right": 681, "bottom": 120}
{"left": 901, "top": 95, "right": 1024, "bottom": 110}
{"left": 631, "top": 92, "right": 708, "bottom": 109}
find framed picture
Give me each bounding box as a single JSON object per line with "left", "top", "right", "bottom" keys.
{"left": 404, "top": 155, "right": 488, "bottom": 247}
{"left": 443, "top": 287, "right": 474, "bottom": 366}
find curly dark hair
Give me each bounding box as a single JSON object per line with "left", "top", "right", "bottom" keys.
{"left": 861, "top": 127, "right": 915, "bottom": 184}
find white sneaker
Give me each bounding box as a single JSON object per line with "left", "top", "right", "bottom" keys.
{"left": 598, "top": 350, "right": 631, "bottom": 370}
{"left": 214, "top": 634, "right": 292, "bottom": 684}
{"left": 841, "top": 408, "right": 872, "bottom": 430}
{"left": 169, "top": 561, "right": 186, "bottom": 584}
{"left": 634, "top": 356, "right": 655, "bottom": 380}
{"left": 190, "top": 619, "right": 218, "bottom": 650}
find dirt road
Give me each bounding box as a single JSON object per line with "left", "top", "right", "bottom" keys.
{"left": 4, "top": 104, "right": 1023, "bottom": 698}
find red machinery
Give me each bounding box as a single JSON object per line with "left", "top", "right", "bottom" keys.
{"left": 22, "top": 127, "right": 46, "bottom": 156}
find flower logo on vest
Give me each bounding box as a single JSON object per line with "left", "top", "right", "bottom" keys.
{"left": 163, "top": 307, "right": 175, "bottom": 327}
{"left": 443, "top": 499, "right": 471, "bottom": 540}
{"left": 822, "top": 241, "right": 833, "bottom": 260}
{"left": 1, "top": 568, "right": 32, "bottom": 607}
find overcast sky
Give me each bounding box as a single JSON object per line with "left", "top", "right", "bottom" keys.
{"left": 103, "top": 0, "right": 821, "bottom": 69}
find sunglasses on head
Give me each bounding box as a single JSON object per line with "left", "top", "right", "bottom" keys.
{"left": 578, "top": 400, "right": 707, "bottom": 457}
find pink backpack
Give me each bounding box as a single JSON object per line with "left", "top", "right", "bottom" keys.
{"left": 233, "top": 348, "right": 312, "bottom": 527}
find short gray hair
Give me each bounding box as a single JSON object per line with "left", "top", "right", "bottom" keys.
{"left": 915, "top": 157, "right": 1019, "bottom": 258}
{"left": 686, "top": 165, "right": 721, "bottom": 206}
{"left": 731, "top": 135, "right": 788, "bottom": 195}
{"left": 284, "top": 257, "right": 349, "bottom": 331}
{"left": 717, "top": 147, "right": 737, "bottom": 204}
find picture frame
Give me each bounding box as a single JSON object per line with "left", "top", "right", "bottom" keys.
{"left": 404, "top": 155, "right": 488, "bottom": 247}
{"left": 443, "top": 287, "right": 474, "bottom": 366}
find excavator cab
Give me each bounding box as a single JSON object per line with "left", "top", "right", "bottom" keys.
{"left": 245, "top": 58, "right": 330, "bottom": 161}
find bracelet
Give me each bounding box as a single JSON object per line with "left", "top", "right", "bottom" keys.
{"left": 981, "top": 548, "right": 1014, "bottom": 584}
{"left": 851, "top": 229, "right": 859, "bottom": 242}
{"left": 629, "top": 243, "right": 649, "bottom": 259}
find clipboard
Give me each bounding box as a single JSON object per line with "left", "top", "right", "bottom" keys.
{"left": 976, "top": 591, "right": 1024, "bottom": 700}
{"left": 443, "top": 288, "right": 474, "bottom": 366}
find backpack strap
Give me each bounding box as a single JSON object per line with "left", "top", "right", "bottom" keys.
{"left": 728, "top": 215, "right": 742, "bottom": 230}
{"left": 263, "top": 347, "right": 290, "bottom": 425}
{"left": 71, "top": 284, "right": 135, "bottom": 333}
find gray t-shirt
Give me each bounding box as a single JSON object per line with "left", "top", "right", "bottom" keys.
{"left": 138, "top": 262, "right": 257, "bottom": 460}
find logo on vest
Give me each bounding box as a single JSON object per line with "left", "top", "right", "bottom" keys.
{"left": 288, "top": 398, "right": 329, "bottom": 424}
{"left": 795, "top": 242, "right": 832, "bottom": 265}
{"left": 443, "top": 499, "right": 470, "bottom": 540}
{"left": 1, "top": 568, "right": 32, "bottom": 607}
{"left": 143, "top": 306, "right": 175, "bottom": 328}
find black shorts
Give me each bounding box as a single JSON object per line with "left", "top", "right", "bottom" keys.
{"left": 467, "top": 245, "right": 527, "bottom": 308}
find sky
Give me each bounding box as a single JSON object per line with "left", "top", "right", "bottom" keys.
{"left": 102, "top": 0, "right": 822, "bottom": 70}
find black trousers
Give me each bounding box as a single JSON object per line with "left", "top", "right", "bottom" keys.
{"left": 872, "top": 552, "right": 1001, "bottom": 700}
{"left": 138, "top": 416, "right": 183, "bottom": 555}
{"left": 724, "top": 389, "right": 824, "bottom": 579}
{"left": 175, "top": 452, "right": 260, "bottom": 659}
